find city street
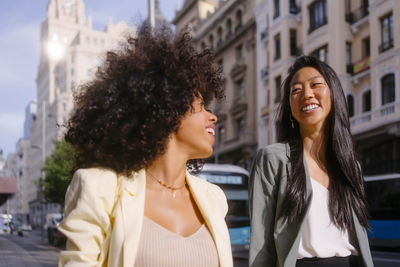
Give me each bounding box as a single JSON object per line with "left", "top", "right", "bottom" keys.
{"left": 0, "top": 230, "right": 59, "bottom": 267}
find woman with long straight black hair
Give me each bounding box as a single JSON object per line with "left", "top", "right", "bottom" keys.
{"left": 249, "top": 56, "right": 373, "bottom": 267}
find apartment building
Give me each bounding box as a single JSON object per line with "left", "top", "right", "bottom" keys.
{"left": 255, "top": 0, "right": 399, "bottom": 175}
{"left": 29, "top": 0, "right": 132, "bottom": 226}
{"left": 173, "top": 0, "right": 258, "bottom": 169}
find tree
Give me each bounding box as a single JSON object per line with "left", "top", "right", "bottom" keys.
{"left": 41, "top": 139, "right": 76, "bottom": 206}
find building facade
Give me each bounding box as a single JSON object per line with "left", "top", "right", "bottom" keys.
{"left": 255, "top": 0, "right": 400, "bottom": 176}
{"left": 173, "top": 0, "right": 258, "bottom": 169}
{"left": 28, "top": 0, "right": 133, "bottom": 226}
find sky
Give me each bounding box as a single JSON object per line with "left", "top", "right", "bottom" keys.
{"left": 0, "top": 0, "right": 180, "bottom": 158}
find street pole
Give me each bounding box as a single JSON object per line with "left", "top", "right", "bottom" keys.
{"left": 40, "top": 101, "right": 46, "bottom": 241}
{"left": 148, "top": 0, "right": 155, "bottom": 28}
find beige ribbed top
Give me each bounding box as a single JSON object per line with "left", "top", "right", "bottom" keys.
{"left": 135, "top": 216, "right": 219, "bottom": 267}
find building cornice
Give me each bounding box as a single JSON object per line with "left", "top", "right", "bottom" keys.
{"left": 172, "top": 0, "right": 197, "bottom": 24}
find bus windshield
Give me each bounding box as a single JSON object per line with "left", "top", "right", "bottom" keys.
{"left": 198, "top": 164, "right": 250, "bottom": 254}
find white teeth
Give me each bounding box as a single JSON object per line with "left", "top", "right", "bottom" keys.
{"left": 301, "top": 104, "right": 319, "bottom": 111}
{"left": 206, "top": 128, "right": 215, "bottom": 136}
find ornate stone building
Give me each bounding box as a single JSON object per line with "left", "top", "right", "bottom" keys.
{"left": 173, "top": 0, "right": 258, "bottom": 170}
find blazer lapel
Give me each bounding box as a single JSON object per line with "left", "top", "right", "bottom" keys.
{"left": 120, "top": 169, "right": 146, "bottom": 267}
{"left": 275, "top": 145, "right": 313, "bottom": 267}
{"left": 186, "top": 171, "right": 231, "bottom": 267}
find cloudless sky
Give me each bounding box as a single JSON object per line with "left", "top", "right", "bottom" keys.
{"left": 0, "top": 0, "right": 180, "bottom": 158}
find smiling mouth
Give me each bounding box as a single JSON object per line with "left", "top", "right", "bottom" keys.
{"left": 301, "top": 104, "right": 320, "bottom": 112}
{"left": 206, "top": 127, "right": 215, "bottom": 136}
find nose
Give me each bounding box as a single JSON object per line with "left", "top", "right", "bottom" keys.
{"left": 209, "top": 112, "right": 217, "bottom": 123}
{"left": 303, "top": 85, "right": 314, "bottom": 99}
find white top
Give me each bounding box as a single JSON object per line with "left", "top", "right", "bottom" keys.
{"left": 297, "top": 178, "right": 358, "bottom": 259}
{"left": 135, "top": 216, "right": 219, "bottom": 267}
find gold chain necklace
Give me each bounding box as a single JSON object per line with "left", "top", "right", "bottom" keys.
{"left": 146, "top": 171, "right": 186, "bottom": 198}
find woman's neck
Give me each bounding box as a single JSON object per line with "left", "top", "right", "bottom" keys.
{"left": 146, "top": 143, "right": 188, "bottom": 187}
{"left": 301, "top": 127, "right": 327, "bottom": 164}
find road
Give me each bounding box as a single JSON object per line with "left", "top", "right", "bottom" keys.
{"left": 1, "top": 230, "right": 400, "bottom": 267}
{"left": 0, "top": 230, "right": 59, "bottom": 267}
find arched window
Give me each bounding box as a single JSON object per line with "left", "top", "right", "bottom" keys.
{"left": 362, "top": 90, "right": 371, "bottom": 112}
{"left": 217, "top": 27, "right": 223, "bottom": 47}
{"left": 209, "top": 34, "right": 214, "bottom": 50}
{"left": 235, "top": 10, "right": 242, "bottom": 31}
{"left": 200, "top": 41, "right": 206, "bottom": 50}
{"left": 226, "top": 19, "right": 232, "bottom": 38}
{"left": 381, "top": 73, "right": 395, "bottom": 105}
{"left": 347, "top": 94, "right": 354, "bottom": 117}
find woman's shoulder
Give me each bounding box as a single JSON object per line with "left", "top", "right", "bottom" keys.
{"left": 255, "top": 142, "right": 290, "bottom": 163}
{"left": 70, "top": 167, "right": 119, "bottom": 191}
{"left": 258, "top": 142, "right": 289, "bottom": 156}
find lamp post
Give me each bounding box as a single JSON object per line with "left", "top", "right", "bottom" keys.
{"left": 148, "top": 0, "right": 155, "bottom": 28}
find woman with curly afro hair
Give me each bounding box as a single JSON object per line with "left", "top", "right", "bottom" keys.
{"left": 58, "top": 25, "right": 233, "bottom": 267}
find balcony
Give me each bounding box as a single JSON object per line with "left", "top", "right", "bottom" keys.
{"left": 350, "top": 112, "right": 371, "bottom": 127}
{"left": 350, "top": 101, "right": 400, "bottom": 135}
{"left": 352, "top": 56, "right": 370, "bottom": 75}
{"left": 260, "top": 66, "right": 269, "bottom": 80}
{"left": 234, "top": 22, "right": 242, "bottom": 32}
{"left": 380, "top": 103, "right": 395, "bottom": 117}
{"left": 345, "top": 5, "right": 369, "bottom": 24}
{"left": 379, "top": 39, "right": 394, "bottom": 54}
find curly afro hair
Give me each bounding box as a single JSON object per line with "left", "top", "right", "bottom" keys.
{"left": 65, "top": 25, "right": 224, "bottom": 176}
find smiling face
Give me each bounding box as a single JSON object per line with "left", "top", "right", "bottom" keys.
{"left": 172, "top": 96, "right": 218, "bottom": 159}
{"left": 289, "top": 67, "right": 332, "bottom": 133}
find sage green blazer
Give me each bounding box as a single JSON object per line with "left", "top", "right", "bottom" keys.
{"left": 248, "top": 143, "right": 374, "bottom": 267}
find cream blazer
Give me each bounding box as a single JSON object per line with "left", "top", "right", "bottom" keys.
{"left": 58, "top": 168, "right": 233, "bottom": 267}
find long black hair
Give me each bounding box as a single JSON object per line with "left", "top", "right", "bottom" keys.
{"left": 276, "top": 56, "right": 369, "bottom": 230}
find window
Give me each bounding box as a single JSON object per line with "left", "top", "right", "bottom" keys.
{"left": 273, "top": 0, "right": 280, "bottom": 19}
{"left": 381, "top": 74, "right": 395, "bottom": 105}
{"left": 362, "top": 90, "right": 371, "bottom": 112}
{"left": 217, "top": 27, "right": 223, "bottom": 47}
{"left": 362, "top": 37, "right": 370, "bottom": 57}
{"left": 311, "top": 45, "right": 328, "bottom": 62}
{"left": 235, "top": 79, "right": 245, "bottom": 98}
{"left": 235, "top": 117, "right": 245, "bottom": 138}
{"left": 290, "top": 29, "right": 297, "bottom": 56}
{"left": 347, "top": 94, "right": 354, "bottom": 117}
{"left": 290, "top": 0, "right": 300, "bottom": 14}
{"left": 235, "top": 10, "right": 243, "bottom": 31}
{"left": 274, "top": 34, "right": 281, "bottom": 61}
{"left": 346, "top": 42, "right": 353, "bottom": 74}
{"left": 309, "top": 0, "right": 327, "bottom": 33}
{"left": 274, "top": 75, "right": 282, "bottom": 103}
{"left": 209, "top": 34, "right": 214, "bottom": 50}
{"left": 226, "top": 19, "right": 232, "bottom": 39}
{"left": 236, "top": 44, "right": 243, "bottom": 61}
{"left": 380, "top": 13, "right": 393, "bottom": 53}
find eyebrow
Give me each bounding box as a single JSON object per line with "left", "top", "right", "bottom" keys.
{"left": 291, "top": 75, "right": 323, "bottom": 87}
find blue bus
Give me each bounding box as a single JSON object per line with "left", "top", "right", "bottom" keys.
{"left": 365, "top": 174, "right": 400, "bottom": 250}
{"left": 198, "top": 164, "right": 250, "bottom": 257}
